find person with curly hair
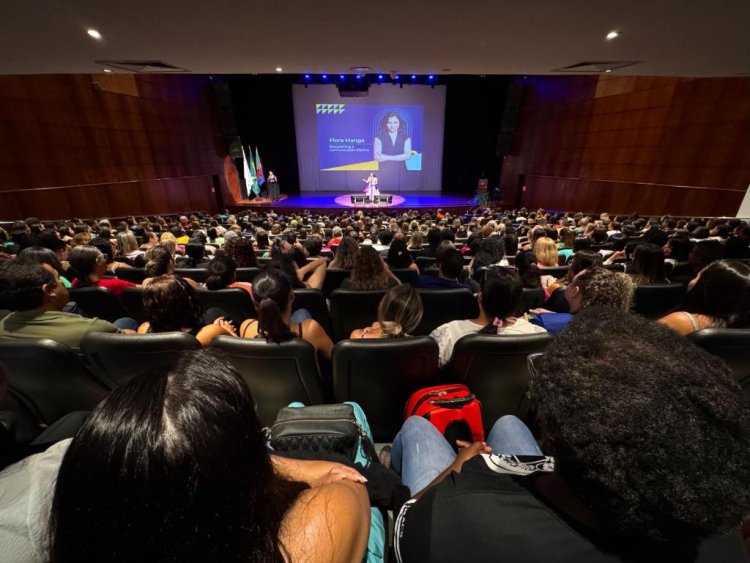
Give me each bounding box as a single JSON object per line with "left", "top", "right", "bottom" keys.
{"left": 222, "top": 236, "right": 258, "bottom": 268}
{"left": 137, "top": 275, "right": 234, "bottom": 346}
{"left": 659, "top": 259, "right": 750, "bottom": 335}
{"left": 392, "top": 307, "right": 750, "bottom": 562}
{"left": 529, "top": 266, "right": 634, "bottom": 334}
{"left": 341, "top": 246, "right": 400, "bottom": 290}
{"left": 350, "top": 284, "right": 423, "bottom": 339}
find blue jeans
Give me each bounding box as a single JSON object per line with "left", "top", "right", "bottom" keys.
{"left": 113, "top": 317, "right": 139, "bottom": 331}
{"left": 391, "top": 415, "right": 542, "bottom": 495}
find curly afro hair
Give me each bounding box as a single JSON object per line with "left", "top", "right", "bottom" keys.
{"left": 530, "top": 306, "right": 750, "bottom": 540}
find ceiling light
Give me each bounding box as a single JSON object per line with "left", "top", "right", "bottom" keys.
{"left": 606, "top": 30, "right": 619, "bottom": 40}
{"left": 87, "top": 29, "right": 102, "bottom": 40}
{"left": 275, "top": 66, "right": 283, "bottom": 72}
{"left": 102, "top": 68, "right": 112, "bottom": 73}
{"left": 605, "top": 69, "right": 612, "bottom": 73}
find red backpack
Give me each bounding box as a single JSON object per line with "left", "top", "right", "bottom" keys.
{"left": 405, "top": 384, "right": 484, "bottom": 444}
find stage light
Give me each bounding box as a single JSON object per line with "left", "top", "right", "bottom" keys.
{"left": 411, "top": 74, "right": 416, "bottom": 80}
{"left": 304, "top": 74, "right": 310, "bottom": 79}
{"left": 428, "top": 75, "right": 434, "bottom": 80}
{"left": 339, "top": 74, "right": 345, "bottom": 80}
{"left": 87, "top": 29, "right": 102, "bottom": 40}
{"left": 606, "top": 30, "right": 619, "bottom": 40}
{"left": 356, "top": 75, "right": 362, "bottom": 80}
{"left": 322, "top": 74, "right": 328, "bottom": 80}
{"left": 394, "top": 75, "right": 400, "bottom": 80}
{"left": 378, "top": 74, "right": 383, "bottom": 80}
{"left": 275, "top": 66, "right": 283, "bottom": 72}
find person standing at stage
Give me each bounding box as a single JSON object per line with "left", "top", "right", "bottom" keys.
{"left": 374, "top": 111, "right": 411, "bottom": 191}
{"left": 363, "top": 172, "right": 379, "bottom": 203}
{"left": 267, "top": 170, "right": 279, "bottom": 201}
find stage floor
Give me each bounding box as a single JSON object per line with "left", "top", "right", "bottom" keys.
{"left": 234, "top": 192, "right": 473, "bottom": 210}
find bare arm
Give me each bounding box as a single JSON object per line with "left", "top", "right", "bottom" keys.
{"left": 300, "top": 258, "right": 327, "bottom": 290}
{"left": 302, "top": 319, "right": 334, "bottom": 361}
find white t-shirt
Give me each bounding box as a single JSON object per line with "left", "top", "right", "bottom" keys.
{"left": 0, "top": 439, "right": 71, "bottom": 562}
{"left": 430, "top": 317, "right": 548, "bottom": 367}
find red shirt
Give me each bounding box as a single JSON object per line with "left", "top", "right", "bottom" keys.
{"left": 72, "top": 277, "right": 136, "bottom": 297}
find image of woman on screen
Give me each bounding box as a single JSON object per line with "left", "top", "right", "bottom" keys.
{"left": 374, "top": 111, "right": 411, "bottom": 190}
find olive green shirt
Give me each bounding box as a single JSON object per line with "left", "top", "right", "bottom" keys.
{"left": 0, "top": 310, "right": 119, "bottom": 351}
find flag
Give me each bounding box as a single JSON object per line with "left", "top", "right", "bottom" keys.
{"left": 246, "top": 146, "right": 260, "bottom": 196}
{"left": 255, "top": 147, "right": 265, "bottom": 186}
{"left": 241, "top": 146, "right": 254, "bottom": 198}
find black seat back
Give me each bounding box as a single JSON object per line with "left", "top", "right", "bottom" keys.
{"left": 68, "top": 287, "right": 130, "bottom": 322}
{"left": 391, "top": 268, "right": 419, "bottom": 285}
{"left": 194, "top": 288, "right": 256, "bottom": 327}
{"left": 175, "top": 268, "right": 209, "bottom": 283}
{"left": 414, "top": 256, "right": 436, "bottom": 273}
{"left": 0, "top": 339, "right": 108, "bottom": 425}
{"left": 332, "top": 337, "right": 439, "bottom": 441}
{"left": 235, "top": 267, "right": 262, "bottom": 282}
{"left": 414, "top": 289, "right": 478, "bottom": 335}
{"left": 443, "top": 333, "right": 555, "bottom": 430}
{"left": 115, "top": 267, "right": 147, "bottom": 284}
{"left": 543, "top": 287, "right": 570, "bottom": 313}
{"left": 330, "top": 289, "right": 387, "bottom": 341}
{"left": 522, "top": 288, "right": 546, "bottom": 311}
{"left": 81, "top": 332, "right": 201, "bottom": 389}
{"left": 539, "top": 266, "right": 569, "bottom": 279}
{"left": 688, "top": 328, "right": 750, "bottom": 393}
{"left": 632, "top": 283, "right": 685, "bottom": 318}
{"left": 292, "top": 289, "right": 333, "bottom": 340}
{"left": 322, "top": 268, "right": 350, "bottom": 297}
{"left": 209, "top": 336, "right": 324, "bottom": 427}
{"left": 120, "top": 287, "right": 148, "bottom": 323}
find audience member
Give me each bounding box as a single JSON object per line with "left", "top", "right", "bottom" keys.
{"left": 240, "top": 269, "right": 334, "bottom": 360}
{"left": 69, "top": 245, "right": 138, "bottom": 297}
{"left": 392, "top": 307, "right": 750, "bottom": 562}
{"left": 205, "top": 255, "right": 253, "bottom": 295}
{"left": 341, "top": 246, "right": 400, "bottom": 290}
{"left": 659, "top": 260, "right": 750, "bottom": 335}
{"left": 350, "top": 284, "right": 424, "bottom": 339}
{"left": 431, "top": 267, "right": 547, "bottom": 366}
{"left": 627, "top": 243, "right": 669, "bottom": 284}
{"left": 328, "top": 237, "right": 359, "bottom": 270}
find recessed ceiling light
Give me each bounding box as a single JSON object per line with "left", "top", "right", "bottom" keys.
{"left": 606, "top": 30, "right": 619, "bottom": 40}
{"left": 87, "top": 29, "right": 102, "bottom": 40}
{"left": 605, "top": 69, "right": 613, "bottom": 73}
{"left": 275, "top": 66, "right": 283, "bottom": 72}
{"left": 102, "top": 68, "right": 112, "bottom": 73}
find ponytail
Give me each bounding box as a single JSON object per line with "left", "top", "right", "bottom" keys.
{"left": 257, "top": 297, "right": 295, "bottom": 344}
{"left": 206, "top": 256, "right": 236, "bottom": 291}
{"left": 379, "top": 321, "right": 403, "bottom": 338}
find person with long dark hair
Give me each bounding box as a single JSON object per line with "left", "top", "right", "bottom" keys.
{"left": 627, "top": 243, "right": 668, "bottom": 284}
{"left": 386, "top": 238, "right": 419, "bottom": 273}
{"left": 659, "top": 259, "right": 750, "bottom": 335}
{"left": 430, "top": 267, "right": 547, "bottom": 366}
{"left": 240, "top": 268, "right": 334, "bottom": 360}
{"left": 205, "top": 255, "right": 253, "bottom": 295}
{"left": 46, "top": 350, "right": 369, "bottom": 561}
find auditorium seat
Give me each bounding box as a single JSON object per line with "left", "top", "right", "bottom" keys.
{"left": 543, "top": 287, "right": 570, "bottom": 313}
{"left": 209, "top": 336, "right": 325, "bottom": 427}
{"left": 413, "top": 288, "right": 478, "bottom": 335}
{"left": 538, "top": 266, "right": 569, "bottom": 279}
{"left": 522, "top": 288, "right": 546, "bottom": 311}
{"left": 0, "top": 339, "right": 108, "bottom": 426}
{"left": 391, "top": 268, "right": 419, "bottom": 285}
{"left": 322, "top": 268, "right": 350, "bottom": 297}
{"left": 632, "top": 283, "right": 685, "bottom": 318}
{"left": 68, "top": 287, "right": 131, "bottom": 323}
{"left": 194, "top": 288, "right": 256, "bottom": 327}
{"left": 442, "top": 333, "right": 555, "bottom": 430}
{"left": 330, "top": 289, "right": 387, "bottom": 341}
{"left": 688, "top": 328, "right": 750, "bottom": 393}
{"left": 415, "top": 256, "right": 436, "bottom": 272}
{"left": 175, "top": 268, "right": 209, "bottom": 283}
{"left": 235, "top": 267, "right": 262, "bottom": 282}
{"left": 292, "top": 288, "right": 333, "bottom": 339}
{"left": 332, "top": 337, "right": 439, "bottom": 441}
{"left": 120, "top": 287, "right": 147, "bottom": 323}
{"left": 81, "top": 332, "right": 201, "bottom": 389}
{"left": 115, "top": 267, "right": 147, "bottom": 284}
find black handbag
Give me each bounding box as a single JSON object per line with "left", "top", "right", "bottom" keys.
{"left": 269, "top": 403, "right": 379, "bottom": 464}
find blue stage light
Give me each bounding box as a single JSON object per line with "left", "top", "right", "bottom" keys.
{"left": 378, "top": 74, "right": 383, "bottom": 80}
{"left": 339, "top": 74, "right": 345, "bottom": 80}
{"left": 411, "top": 74, "right": 416, "bottom": 80}
{"left": 428, "top": 75, "right": 434, "bottom": 80}
{"left": 304, "top": 74, "right": 310, "bottom": 79}
{"left": 395, "top": 75, "right": 400, "bottom": 80}
{"left": 322, "top": 74, "right": 327, "bottom": 79}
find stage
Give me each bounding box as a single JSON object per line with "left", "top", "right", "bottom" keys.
{"left": 229, "top": 192, "right": 474, "bottom": 215}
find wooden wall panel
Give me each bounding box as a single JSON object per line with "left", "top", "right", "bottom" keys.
{"left": 0, "top": 74, "right": 230, "bottom": 220}
{"left": 510, "top": 75, "right": 750, "bottom": 216}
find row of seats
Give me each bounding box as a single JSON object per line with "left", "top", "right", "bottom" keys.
{"left": 2, "top": 328, "right": 747, "bottom": 443}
